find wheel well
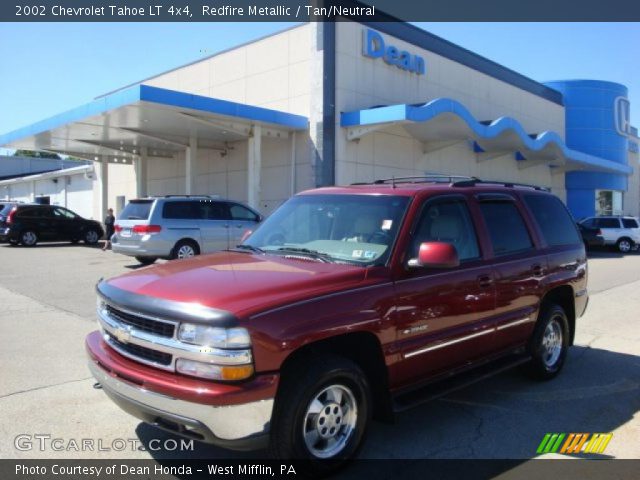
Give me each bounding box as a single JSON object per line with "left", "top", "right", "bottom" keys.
{"left": 278, "top": 332, "right": 393, "bottom": 422}
{"left": 540, "top": 286, "right": 576, "bottom": 345}
{"left": 174, "top": 238, "right": 200, "bottom": 253}
{"left": 617, "top": 237, "right": 633, "bottom": 244}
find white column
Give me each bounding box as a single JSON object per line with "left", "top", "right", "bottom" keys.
{"left": 248, "top": 124, "right": 262, "bottom": 209}
{"left": 134, "top": 146, "right": 148, "bottom": 198}
{"left": 290, "top": 131, "right": 297, "bottom": 195}
{"left": 100, "top": 157, "right": 109, "bottom": 217}
{"left": 185, "top": 135, "right": 197, "bottom": 195}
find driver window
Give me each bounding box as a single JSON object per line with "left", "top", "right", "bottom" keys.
{"left": 410, "top": 198, "right": 480, "bottom": 262}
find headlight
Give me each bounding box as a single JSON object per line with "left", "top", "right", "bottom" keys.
{"left": 176, "top": 359, "right": 254, "bottom": 381}
{"left": 178, "top": 324, "right": 251, "bottom": 348}
{"left": 97, "top": 297, "right": 107, "bottom": 315}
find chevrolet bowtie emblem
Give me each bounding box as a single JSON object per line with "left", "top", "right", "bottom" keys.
{"left": 114, "top": 325, "right": 132, "bottom": 344}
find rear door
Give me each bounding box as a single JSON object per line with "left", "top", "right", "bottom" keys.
{"left": 393, "top": 195, "right": 498, "bottom": 386}
{"left": 475, "top": 194, "right": 545, "bottom": 352}
{"left": 18, "top": 206, "right": 55, "bottom": 240}
{"left": 198, "top": 201, "right": 230, "bottom": 253}
{"left": 226, "top": 203, "right": 261, "bottom": 247}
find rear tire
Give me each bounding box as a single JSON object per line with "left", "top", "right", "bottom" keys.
{"left": 135, "top": 256, "right": 157, "bottom": 265}
{"left": 171, "top": 240, "right": 199, "bottom": 260}
{"left": 20, "top": 230, "right": 38, "bottom": 247}
{"left": 268, "top": 355, "right": 371, "bottom": 475}
{"left": 522, "top": 304, "right": 569, "bottom": 380}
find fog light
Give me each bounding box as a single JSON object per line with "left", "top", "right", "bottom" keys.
{"left": 175, "top": 359, "right": 254, "bottom": 381}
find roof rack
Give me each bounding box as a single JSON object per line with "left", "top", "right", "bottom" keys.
{"left": 154, "top": 194, "right": 221, "bottom": 199}
{"left": 452, "top": 179, "right": 550, "bottom": 191}
{"left": 352, "top": 175, "right": 479, "bottom": 188}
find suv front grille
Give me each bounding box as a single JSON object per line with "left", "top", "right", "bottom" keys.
{"left": 106, "top": 305, "right": 175, "bottom": 338}
{"left": 107, "top": 334, "right": 173, "bottom": 366}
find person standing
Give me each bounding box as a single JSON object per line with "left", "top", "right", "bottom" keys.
{"left": 103, "top": 208, "right": 115, "bottom": 251}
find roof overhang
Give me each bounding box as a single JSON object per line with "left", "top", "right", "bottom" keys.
{"left": 0, "top": 164, "right": 94, "bottom": 186}
{"left": 341, "top": 98, "right": 632, "bottom": 176}
{"left": 0, "top": 85, "right": 308, "bottom": 163}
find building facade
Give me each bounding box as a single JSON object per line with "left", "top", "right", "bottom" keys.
{"left": 1, "top": 21, "right": 638, "bottom": 221}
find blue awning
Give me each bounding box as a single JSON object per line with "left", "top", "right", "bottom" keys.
{"left": 0, "top": 85, "right": 308, "bottom": 162}
{"left": 341, "top": 98, "right": 632, "bottom": 175}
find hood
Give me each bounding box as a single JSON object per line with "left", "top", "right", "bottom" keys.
{"left": 105, "top": 251, "right": 368, "bottom": 318}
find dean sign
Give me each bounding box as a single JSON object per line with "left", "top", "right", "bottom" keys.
{"left": 362, "top": 28, "right": 426, "bottom": 75}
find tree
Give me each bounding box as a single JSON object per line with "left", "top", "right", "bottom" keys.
{"left": 13, "top": 149, "right": 61, "bottom": 159}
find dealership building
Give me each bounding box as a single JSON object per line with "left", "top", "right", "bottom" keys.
{"left": 1, "top": 21, "right": 638, "bottom": 221}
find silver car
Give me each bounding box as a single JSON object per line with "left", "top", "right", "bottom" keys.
{"left": 578, "top": 216, "right": 640, "bottom": 253}
{"left": 111, "top": 196, "right": 262, "bottom": 264}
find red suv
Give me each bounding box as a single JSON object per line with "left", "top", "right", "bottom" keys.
{"left": 86, "top": 177, "right": 588, "bottom": 471}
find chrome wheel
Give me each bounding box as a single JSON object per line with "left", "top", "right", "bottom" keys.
{"left": 618, "top": 239, "right": 632, "bottom": 253}
{"left": 303, "top": 384, "right": 357, "bottom": 459}
{"left": 21, "top": 231, "right": 37, "bottom": 246}
{"left": 541, "top": 319, "right": 563, "bottom": 367}
{"left": 85, "top": 230, "right": 99, "bottom": 244}
{"left": 177, "top": 244, "right": 196, "bottom": 259}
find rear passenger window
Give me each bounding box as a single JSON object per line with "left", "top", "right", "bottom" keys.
{"left": 597, "top": 218, "right": 620, "bottom": 229}
{"left": 17, "top": 208, "right": 43, "bottom": 218}
{"left": 622, "top": 218, "right": 639, "bottom": 228}
{"left": 229, "top": 204, "right": 258, "bottom": 222}
{"left": 411, "top": 198, "right": 480, "bottom": 262}
{"left": 479, "top": 201, "right": 533, "bottom": 256}
{"left": 162, "top": 201, "right": 200, "bottom": 219}
{"left": 524, "top": 194, "right": 581, "bottom": 246}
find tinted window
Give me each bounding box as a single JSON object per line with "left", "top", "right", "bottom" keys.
{"left": 524, "top": 194, "right": 581, "bottom": 246}
{"left": 162, "top": 201, "right": 200, "bottom": 219}
{"left": 200, "top": 201, "right": 229, "bottom": 220}
{"left": 580, "top": 218, "right": 596, "bottom": 228}
{"left": 479, "top": 202, "right": 533, "bottom": 256}
{"left": 17, "top": 207, "right": 44, "bottom": 218}
{"left": 622, "top": 218, "right": 639, "bottom": 228}
{"left": 229, "top": 204, "right": 258, "bottom": 221}
{"left": 597, "top": 218, "right": 620, "bottom": 229}
{"left": 411, "top": 198, "right": 480, "bottom": 261}
{"left": 53, "top": 207, "right": 76, "bottom": 219}
{"left": 0, "top": 204, "right": 13, "bottom": 216}
{"left": 120, "top": 200, "right": 153, "bottom": 220}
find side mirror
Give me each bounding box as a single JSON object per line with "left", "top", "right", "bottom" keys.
{"left": 408, "top": 242, "right": 460, "bottom": 269}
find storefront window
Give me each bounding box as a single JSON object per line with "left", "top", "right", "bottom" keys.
{"left": 595, "top": 190, "right": 623, "bottom": 216}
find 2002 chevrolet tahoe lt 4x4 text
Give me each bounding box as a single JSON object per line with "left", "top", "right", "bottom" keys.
{"left": 86, "top": 176, "right": 588, "bottom": 472}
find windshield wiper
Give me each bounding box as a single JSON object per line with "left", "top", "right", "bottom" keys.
{"left": 232, "top": 244, "right": 265, "bottom": 254}
{"left": 276, "top": 247, "right": 333, "bottom": 263}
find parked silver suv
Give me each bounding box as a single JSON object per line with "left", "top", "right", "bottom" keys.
{"left": 578, "top": 215, "right": 640, "bottom": 253}
{"left": 111, "top": 196, "right": 262, "bottom": 264}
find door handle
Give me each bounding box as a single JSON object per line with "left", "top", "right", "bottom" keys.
{"left": 477, "top": 275, "right": 493, "bottom": 288}
{"left": 531, "top": 264, "right": 544, "bottom": 276}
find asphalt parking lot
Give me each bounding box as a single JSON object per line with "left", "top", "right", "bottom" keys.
{"left": 0, "top": 242, "right": 638, "bottom": 471}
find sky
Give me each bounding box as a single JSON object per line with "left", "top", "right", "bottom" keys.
{"left": 0, "top": 22, "right": 638, "bottom": 155}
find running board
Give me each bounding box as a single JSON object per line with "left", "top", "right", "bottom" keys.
{"left": 392, "top": 353, "right": 530, "bottom": 412}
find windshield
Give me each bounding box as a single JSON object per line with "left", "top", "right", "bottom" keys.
{"left": 243, "top": 194, "right": 410, "bottom": 265}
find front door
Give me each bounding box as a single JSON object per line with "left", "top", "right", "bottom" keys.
{"left": 393, "top": 196, "right": 497, "bottom": 387}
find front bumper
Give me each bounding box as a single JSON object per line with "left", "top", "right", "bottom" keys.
{"left": 86, "top": 331, "right": 277, "bottom": 451}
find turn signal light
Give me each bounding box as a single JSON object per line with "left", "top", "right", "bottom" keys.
{"left": 132, "top": 225, "right": 162, "bottom": 234}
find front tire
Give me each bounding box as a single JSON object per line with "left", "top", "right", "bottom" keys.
{"left": 616, "top": 238, "right": 633, "bottom": 253}
{"left": 20, "top": 230, "right": 38, "bottom": 247}
{"left": 84, "top": 229, "right": 100, "bottom": 245}
{"left": 523, "top": 304, "right": 570, "bottom": 380}
{"left": 269, "top": 355, "right": 371, "bottom": 474}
